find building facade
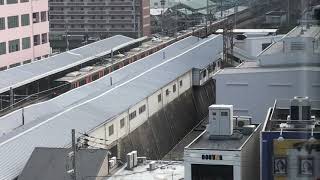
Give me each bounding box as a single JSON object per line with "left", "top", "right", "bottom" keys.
{"left": 261, "top": 97, "right": 320, "bottom": 180}
{"left": 0, "top": 0, "right": 50, "bottom": 70}
{"left": 49, "top": 0, "right": 151, "bottom": 50}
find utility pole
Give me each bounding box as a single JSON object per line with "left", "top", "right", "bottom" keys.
{"left": 9, "top": 87, "right": 14, "bottom": 108}
{"left": 65, "top": 22, "right": 70, "bottom": 51}
{"left": 206, "top": 0, "right": 209, "bottom": 37}
{"left": 22, "top": 107, "right": 25, "bottom": 125}
{"left": 160, "top": 0, "right": 166, "bottom": 35}
{"left": 71, "top": 129, "right": 77, "bottom": 180}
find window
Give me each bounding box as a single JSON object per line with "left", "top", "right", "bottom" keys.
{"left": 179, "top": 80, "right": 183, "bottom": 87}
{"left": 22, "top": 37, "right": 30, "bottom": 49}
{"left": 221, "top": 112, "right": 228, "bottom": 116}
{"left": 158, "top": 94, "right": 161, "bottom": 103}
{"left": 120, "top": 118, "right": 125, "bottom": 128}
{"left": 21, "top": 14, "right": 30, "bottom": 26}
{"left": 0, "top": 0, "right": 4, "bottom": 5}
{"left": 23, "top": 59, "right": 31, "bottom": 64}
{"left": 8, "top": 16, "right": 19, "bottom": 28}
{"left": 173, "top": 84, "right": 176, "bottom": 93}
{"left": 9, "top": 62, "right": 20, "bottom": 68}
{"left": 108, "top": 124, "right": 114, "bottom": 136}
{"left": 8, "top": 39, "right": 20, "bottom": 53}
{"left": 20, "top": 0, "right": 29, "bottom": 3}
{"left": 166, "top": 89, "right": 170, "bottom": 96}
{"left": 0, "top": 66, "right": 7, "bottom": 71}
{"left": 41, "top": 33, "right": 48, "bottom": 44}
{"left": 79, "top": 79, "right": 86, "bottom": 86}
{"left": 0, "top": 17, "right": 5, "bottom": 30}
{"left": 33, "top": 34, "right": 40, "bottom": 46}
{"left": 7, "top": 0, "right": 18, "bottom": 4}
{"left": 32, "top": 12, "right": 39, "bottom": 23}
{"left": 41, "top": 11, "right": 47, "bottom": 22}
{"left": 0, "top": 42, "right": 6, "bottom": 55}
{"left": 129, "top": 111, "right": 136, "bottom": 120}
{"left": 139, "top": 105, "right": 146, "bottom": 114}
{"left": 202, "top": 70, "right": 207, "bottom": 78}
{"left": 92, "top": 73, "right": 99, "bottom": 81}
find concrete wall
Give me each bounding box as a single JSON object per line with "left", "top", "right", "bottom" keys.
{"left": 87, "top": 70, "right": 194, "bottom": 148}
{"left": 235, "top": 35, "right": 283, "bottom": 57}
{"left": 118, "top": 79, "right": 215, "bottom": 160}
{"left": 240, "top": 124, "right": 262, "bottom": 180}
{"left": 215, "top": 69, "right": 320, "bottom": 123}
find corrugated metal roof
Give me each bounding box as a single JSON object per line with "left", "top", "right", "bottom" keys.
{"left": 0, "top": 36, "right": 202, "bottom": 135}
{"left": 0, "top": 35, "right": 146, "bottom": 94}
{"left": 0, "top": 35, "right": 223, "bottom": 180}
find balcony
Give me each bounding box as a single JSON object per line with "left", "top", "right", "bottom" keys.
{"left": 66, "top": 2, "right": 85, "bottom": 6}
{"left": 88, "top": 28, "right": 107, "bottom": 32}
{"left": 108, "top": 2, "right": 133, "bottom": 6}
{"left": 109, "top": 10, "right": 133, "bottom": 15}
{"left": 67, "top": 11, "right": 85, "bottom": 15}
{"left": 68, "top": 28, "right": 85, "bottom": 32}
{"left": 68, "top": 20, "right": 86, "bottom": 24}
{"left": 87, "top": 2, "right": 106, "bottom": 6}
{"left": 87, "top": 11, "right": 107, "bottom": 15}
{"left": 87, "top": 20, "right": 107, "bottom": 24}
{"left": 109, "top": 28, "right": 133, "bottom": 32}
{"left": 49, "top": 2, "right": 65, "bottom": 6}
{"left": 49, "top": 11, "right": 65, "bottom": 15}
{"left": 49, "top": 19, "right": 66, "bottom": 24}
{"left": 109, "top": 19, "right": 133, "bottom": 24}
{"left": 50, "top": 28, "right": 66, "bottom": 31}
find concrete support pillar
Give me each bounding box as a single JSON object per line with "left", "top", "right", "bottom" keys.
{"left": 117, "top": 140, "right": 121, "bottom": 159}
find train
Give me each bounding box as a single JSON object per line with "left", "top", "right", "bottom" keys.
{"left": 53, "top": 7, "right": 253, "bottom": 93}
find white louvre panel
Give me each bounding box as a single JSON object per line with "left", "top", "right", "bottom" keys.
{"left": 290, "top": 41, "right": 305, "bottom": 51}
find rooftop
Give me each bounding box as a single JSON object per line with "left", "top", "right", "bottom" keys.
{"left": 186, "top": 130, "right": 252, "bottom": 150}
{"left": 263, "top": 98, "right": 320, "bottom": 132}
{"left": 0, "top": 35, "right": 147, "bottom": 94}
{"left": 216, "top": 62, "right": 320, "bottom": 75}
{"left": 0, "top": 35, "right": 223, "bottom": 180}
{"left": 185, "top": 117, "right": 260, "bottom": 151}
{"left": 260, "top": 25, "right": 320, "bottom": 56}
{"left": 109, "top": 161, "right": 184, "bottom": 180}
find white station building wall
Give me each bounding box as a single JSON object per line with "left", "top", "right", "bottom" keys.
{"left": 215, "top": 69, "right": 320, "bottom": 123}
{"left": 88, "top": 70, "right": 193, "bottom": 148}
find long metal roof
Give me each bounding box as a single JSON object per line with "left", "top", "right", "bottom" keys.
{"left": 0, "top": 35, "right": 146, "bottom": 94}
{"left": 0, "top": 35, "right": 223, "bottom": 180}
{"left": 0, "top": 36, "right": 204, "bottom": 135}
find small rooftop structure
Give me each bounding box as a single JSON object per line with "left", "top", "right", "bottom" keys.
{"left": 214, "top": 25, "right": 320, "bottom": 123}
{"left": 184, "top": 104, "right": 261, "bottom": 180}
{"left": 109, "top": 161, "right": 184, "bottom": 180}
{"left": 18, "top": 147, "right": 109, "bottom": 180}
{"left": 261, "top": 97, "right": 320, "bottom": 180}
{"left": 258, "top": 25, "right": 320, "bottom": 66}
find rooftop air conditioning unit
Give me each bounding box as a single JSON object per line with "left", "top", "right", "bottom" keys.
{"left": 126, "top": 152, "right": 134, "bottom": 170}
{"left": 288, "top": 96, "right": 313, "bottom": 128}
{"left": 208, "top": 105, "right": 233, "bottom": 137}
{"left": 233, "top": 116, "right": 251, "bottom": 128}
{"left": 132, "top": 151, "right": 138, "bottom": 167}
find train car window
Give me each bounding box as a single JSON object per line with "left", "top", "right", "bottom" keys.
{"left": 113, "top": 64, "right": 119, "bottom": 70}
{"left": 104, "top": 68, "right": 109, "bottom": 75}
{"left": 124, "top": 60, "right": 129, "bottom": 66}
{"left": 92, "top": 73, "right": 99, "bottom": 81}
{"left": 79, "top": 79, "right": 86, "bottom": 86}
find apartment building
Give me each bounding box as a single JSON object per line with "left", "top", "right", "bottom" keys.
{"left": 49, "top": 0, "right": 151, "bottom": 50}
{"left": 0, "top": 0, "right": 50, "bottom": 70}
